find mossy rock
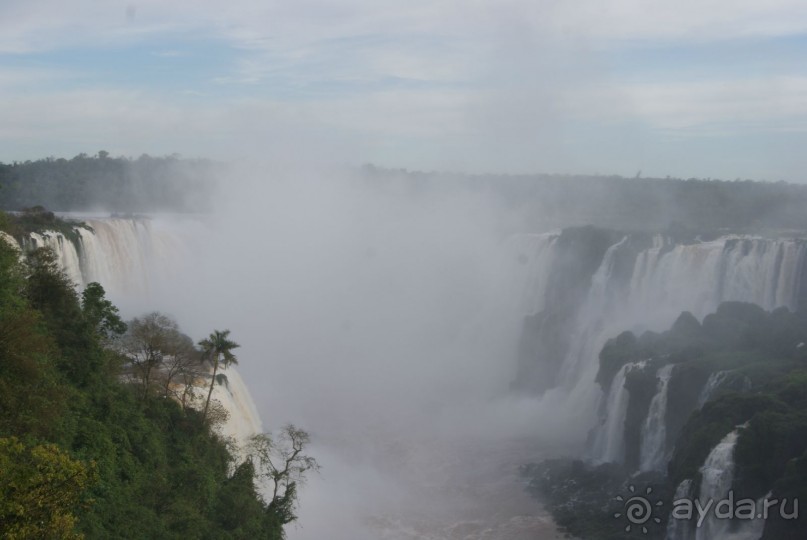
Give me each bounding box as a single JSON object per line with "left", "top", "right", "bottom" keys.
{"left": 668, "top": 393, "right": 785, "bottom": 485}
{"left": 523, "top": 458, "right": 671, "bottom": 539}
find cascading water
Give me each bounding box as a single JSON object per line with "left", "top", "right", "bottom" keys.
{"left": 696, "top": 430, "right": 740, "bottom": 540}
{"left": 13, "top": 216, "right": 202, "bottom": 301}
{"left": 22, "top": 216, "right": 264, "bottom": 457}
{"left": 557, "top": 236, "right": 630, "bottom": 390}
{"left": 26, "top": 220, "right": 807, "bottom": 471}
{"left": 589, "top": 361, "right": 644, "bottom": 464}
{"left": 506, "top": 233, "right": 559, "bottom": 317}
{"left": 23, "top": 231, "right": 83, "bottom": 285}
{"left": 720, "top": 238, "right": 806, "bottom": 311}
{"left": 25, "top": 216, "right": 807, "bottom": 538}
{"left": 626, "top": 237, "right": 806, "bottom": 319}
{"left": 639, "top": 364, "right": 675, "bottom": 472}
{"left": 666, "top": 479, "right": 693, "bottom": 540}
{"left": 698, "top": 371, "right": 730, "bottom": 408}
{"left": 665, "top": 429, "right": 766, "bottom": 540}
{"left": 206, "top": 365, "right": 264, "bottom": 455}
{"left": 77, "top": 217, "right": 200, "bottom": 303}
{"left": 513, "top": 232, "right": 807, "bottom": 463}
{"left": 616, "top": 236, "right": 806, "bottom": 360}
{"left": 697, "top": 371, "right": 753, "bottom": 408}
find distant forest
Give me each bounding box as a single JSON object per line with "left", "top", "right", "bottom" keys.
{"left": 0, "top": 152, "right": 219, "bottom": 213}
{"left": 361, "top": 166, "right": 807, "bottom": 234}
{"left": 3, "top": 153, "right": 807, "bottom": 233}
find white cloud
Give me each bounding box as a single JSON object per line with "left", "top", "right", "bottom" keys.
{"left": 4, "top": 0, "right": 807, "bottom": 56}
{"left": 2, "top": 0, "right": 807, "bottom": 179}
{"left": 552, "top": 0, "right": 807, "bottom": 42}
{"left": 620, "top": 76, "right": 807, "bottom": 132}
{"left": 0, "top": 67, "right": 68, "bottom": 90}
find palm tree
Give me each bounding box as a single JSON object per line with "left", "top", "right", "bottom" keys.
{"left": 198, "top": 329, "right": 240, "bottom": 422}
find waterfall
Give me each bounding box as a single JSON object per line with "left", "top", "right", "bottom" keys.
{"left": 672, "top": 429, "right": 767, "bottom": 540}
{"left": 514, "top": 232, "right": 807, "bottom": 459}
{"left": 23, "top": 216, "right": 264, "bottom": 459}
{"left": 12, "top": 216, "right": 201, "bottom": 302}
{"left": 698, "top": 371, "right": 730, "bottom": 408}
{"left": 76, "top": 221, "right": 151, "bottom": 293}
{"left": 556, "top": 236, "right": 630, "bottom": 388}
{"left": 698, "top": 370, "right": 754, "bottom": 409}
{"left": 77, "top": 218, "right": 197, "bottom": 300}
{"left": 23, "top": 231, "right": 83, "bottom": 285}
{"left": 589, "top": 361, "right": 643, "bottom": 464}
{"left": 666, "top": 479, "right": 694, "bottom": 540}
{"left": 207, "top": 366, "right": 264, "bottom": 456}
{"left": 24, "top": 220, "right": 807, "bottom": 483}
{"left": 622, "top": 237, "right": 805, "bottom": 329}
{"left": 720, "top": 239, "right": 806, "bottom": 311}
{"left": 505, "top": 232, "right": 559, "bottom": 316}
{"left": 695, "top": 430, "right": 740, "bottom": 540}
{"left": 640, "top": 364, "right": 675, "bottom": 472}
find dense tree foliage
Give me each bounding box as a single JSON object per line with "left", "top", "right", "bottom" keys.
{"left": 1, "top": 206, "right": 89, "bottom": 244}
{"left": 0, "top": 221, "right": 293, "bottom": 539}
{"left": 198, "top": 330, "right": 240, "bottom": 422}
{"left": 81, "top": 283, "right": 126, "bottom": 341}
{"left": 4, "top": 154, "right": 807, "bottom": 233}
{"left": 362, "top": 166, "right": 807, "bottom": 233}
{"left": 119, "top": 312, "right": 192, "bottom": 400}
{"left": 0, "top": 153, "right": 218, "bottom": 213}
{"left": 0, "top": 437, "right": 97, "bottom": 539}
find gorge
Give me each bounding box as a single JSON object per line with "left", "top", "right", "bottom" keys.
{"left": 4, "top": 163, "right": 807, "bottom": 539}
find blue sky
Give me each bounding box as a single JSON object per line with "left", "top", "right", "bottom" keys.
{"left": 2, "top": 0, "right": 807, "bottom": 181}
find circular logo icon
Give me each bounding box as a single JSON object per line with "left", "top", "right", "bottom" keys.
{"left": 614, "top": 485, "right": 664, "bottom": 534}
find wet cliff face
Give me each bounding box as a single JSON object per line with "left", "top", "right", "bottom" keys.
{"left": 623, "top": 363, "right": 662, "bottom": 471}
{"left": 596, "top": 301, "right": 807, "bottom": 481}
{"left": 511, "top": 227, "right": 807, "bottom": 451}
{"left": 526, "top": 302, "right": 807, "bottom": 540}
{"left": 512, "top": 226, "right": 625, "bottom": 394}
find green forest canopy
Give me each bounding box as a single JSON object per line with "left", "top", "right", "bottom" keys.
{"left": 4, "top": 152, "right": 807, "bottom": 234}
{"left": 0, "top": 220, "right": 301, "bottom": 539}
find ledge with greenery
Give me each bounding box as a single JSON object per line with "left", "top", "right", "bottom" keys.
{"left": 524, "top": 302, "right": 807, "bottom": 540}
{"left": 0, "top": 212, "right": 313, "bottom": 539}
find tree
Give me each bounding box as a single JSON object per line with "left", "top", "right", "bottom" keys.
{"left": 80, "top": 282, "right": 126, "bottom": 341}
{"left": 119, "top": 312, "right": 192, "bottom": 399}
{"left": 198, "top": 330, "right": 239, "bottom": 422}
{"left": 176, "top": 361, "right": 202, "bottom": 412}
{"left": 159, "top": 332, "right": 198, "bottom": 401}
{"left": 0, "top": 227, "right": 289, "bottom": 538}
{"left": 24, "top": 247, "right": 100, "bottom": 386}
{"left": 246, "top": 425, "right": 319, "bottom": 526}
{"left": 0, "top": 436, "right": 97, "bottom": 539}
{"left": 24, "top": 247, "right": 78, "bottom": 318}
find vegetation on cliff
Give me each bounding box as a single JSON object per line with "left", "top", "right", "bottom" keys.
{"left": 0, "top": 206, "right": 89, "bottom": 249}
{"left": 0, "top": 217, "right": 308, "bottom": 538}
{"left": 525, "top": 302, "right": 807, "bottom": 539}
